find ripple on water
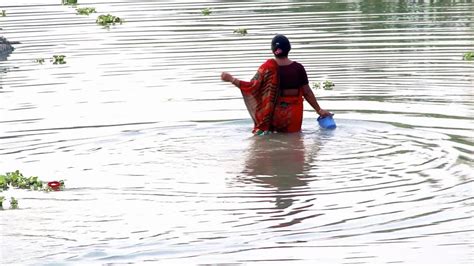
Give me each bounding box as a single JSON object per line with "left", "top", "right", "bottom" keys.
{"left": 5, "top": 119, "right": 470, "bottom": 263}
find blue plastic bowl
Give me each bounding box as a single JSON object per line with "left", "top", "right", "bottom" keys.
{"left": 317, "top": 115, "right": 336, "bottom": 129}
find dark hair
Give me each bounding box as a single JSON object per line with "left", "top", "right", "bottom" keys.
{"left": 271, "top": 34, "right": 291, "bottom": 58}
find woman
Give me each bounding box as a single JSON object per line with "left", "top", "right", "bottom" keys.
{"left": 221, "top": 34, "right": 331, "bottom": 135}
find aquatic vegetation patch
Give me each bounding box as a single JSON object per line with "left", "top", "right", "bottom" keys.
{"left": 9, "top": 197, "right": 18, "bottom": 209}
{"left": 76, "top": 7, "right": 96, "bottom": 16}
{"left": 312, "top": 80, "right": 335, "bottom": 90}
{"left": 1, "top": 10, "right": 6, "bottom": 17}
{"left": 0, "top": 170, "right": 66, "bottom": 210}
{"left": 0, "top": 170, "right": 65, "bottom": 192}
{"left": 62, "top": 0, "right": 78, "bottom": 5}
{"left": 52, "top": 55, "right": 66, "bottom": 64}
{"left": 96, "top": 14, "right": 123, "bottom": 26}
{"left": 34, "top": 57, "right": 67, "bottom": 65}
{"left": 233, "top": 28, "right": 248, "bottom": 36}
{"left": 463, "top": 52, "right": 473, "bottom": 61}
{"left": 0, "top": 196, "right": 19, "bottom": 210}
{"left": 201, "top": 8, "right": 212, "bottom": 16}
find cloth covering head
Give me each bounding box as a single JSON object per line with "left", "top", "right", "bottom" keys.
{"left": 271, "top": 34, "right": 291, "bottom": 58}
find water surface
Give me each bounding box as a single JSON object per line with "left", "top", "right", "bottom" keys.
{"left": 0, "top": 0, "right": 473, "bottom": 264}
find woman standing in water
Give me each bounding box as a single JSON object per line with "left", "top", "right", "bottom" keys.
{"left": 221, "top": 34, "right": 331, "bottom": 135}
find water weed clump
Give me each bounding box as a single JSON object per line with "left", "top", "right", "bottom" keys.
{"left": 233, "top": 28, "right": 248, "bottom": 36}
{"left": 35, "top": 58, "right": 45, "bottom": 64}
{"left": 0, "top": 170, "right": 65, "bottom": 192}
{"left": 52, "top": 55, "right": 66, "bottom": 64}
{"left": 96, "top": 14, "right": 123, "bottom": 26}
{"left": 0, "top": 196, "right": 17, "bottom": 210}
{"left": 10, "top": 197, "right": 18, "bottom": 209}
{"left": 62, "top": 0, "right": 78, "bottom": 5}
{"left": 1, "top": 10, "right": 6, "bottom": 17}
{"left": 463, "top": 52, "right": 473, "bottom": 61}
{"left": 201, "top": 8, "right": 212, "bottom": 16}
{"left": 312, "top": 80, "right": 335, "bottom": 90}
{"left": 0, "top": 170, "right": 66, "bottom": 210}
{"left": 1, "top": 170, "right": 43, "bottom": 191}
{"left": 76, "top": 7, "right": 96, "bottom": 16}
{"left": 0, "top": 196, "right": 4, "bottom": 209}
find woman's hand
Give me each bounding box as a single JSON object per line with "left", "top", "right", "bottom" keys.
{"left": 318, "top": 109, "right": 332, "bottom": 117}
{"left": 221, "top": 72, "right": 234, "bottom": 82}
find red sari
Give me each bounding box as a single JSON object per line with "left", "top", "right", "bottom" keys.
{"left": 240, "top": 59, "right": 304, "bottom": 134}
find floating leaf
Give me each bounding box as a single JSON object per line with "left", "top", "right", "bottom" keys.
{"left": 52, "top": 55, "right": 66, "bottom": 64}
{"left": 463, "top": 52, "right": 473, "bottom": 61}
{"left": 62, "top": 0, "right": 78, "bottom": 5}
{"left": 201, "top": 8, "right": 212, "bottom": 16}
{"left": 76, "top": 7, "right": 96, "bottom": 16}
{"left": 312, "top": 80, "right": 335, "bottom": 90}
{"left": 96, "top": 14, "right": 123, "bottom": 26}
{"left": 0, "top": 196, "right": 5, "bottom": 209}
{"left": 233, "top": 28, "right": 248, "bottom": 36}
{"left": 1, "top": 10, "right": 6, "bottom": 17}
{"left": 10, "top": 197, "right": 18, "bottom": 209}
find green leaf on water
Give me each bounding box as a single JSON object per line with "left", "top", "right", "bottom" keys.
{"left": 463, "top": 52, "right": 473, "bottom": 61}
{"left": 312, "top": 80, "right": 335, "bottom": 90}
{"left": 62, "top": 0, "right": 78, "bottom": 5}
{"left": 0, "top": 175, "right": 8, "bottom": 191}
{"left": 52, "top": 55, "right": 66, "bottom": 64}
{"left": 35, "top": 58, "right": 45, "bottom": 64}
{"left": 96, "top": 14, "right": 123, "bottom": 26}
{"left": 0, "top": 196, "right": 5, "bottom": 209}
{"left": 1, "top": 10, "right": 6, "bottom": 17}
{"left": 233, "top": 28, "right": 248, "bottom": 36}
{"left": 10, "top": 197, "right": 18, "bottom": 209}
{"left": 201, "top": 8, "right": 212, "bottom": 16}
{"left": 76, "top": 7, "right": 96, "bottom": 16}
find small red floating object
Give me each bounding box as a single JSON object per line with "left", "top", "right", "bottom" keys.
{"left": 47, "top": 181, "right": 61, "bottom": 191}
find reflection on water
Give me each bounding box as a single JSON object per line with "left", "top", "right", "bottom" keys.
{"left": 243, "top": 133, "right": 316, "bottom": 209}
{"left": 0, "top": 0, "right": 473, "bottom": 264}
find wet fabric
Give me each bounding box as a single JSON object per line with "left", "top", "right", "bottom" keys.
{"left": 272, "top": 89, "right": 304, "bottom": 133}
{"left": 239, "top": 59, "right": 279, "bottom": 133}
{"left": 239, "top": 59, "right": 304, "bottom": 133}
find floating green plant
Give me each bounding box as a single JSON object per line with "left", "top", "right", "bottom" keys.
{"left": 1, "top": 10, "right": 6, "bottom": 17}
{"left": 463, "top": 52, "right": 473, "bottom": 61}
{"left": 96, "top": 14, "right": 123, "bottom": 26}
{"left": 10, "top": 197, "right": 18, "bottom": 209}
{"left": 233, "top": 28, "right": 248, "bottom": 36}
{"left": 62, "top": 0, "right": 78, "bottom": 5}
{"left": 52, "top": 55, "right": 66, "bottom": 64}
{"left": 1, "top": 170, "right": 43, "bottom": 191}
{"left": 0, "top": 176, "right": 7, "bottom": 191}
{"left": 35, "top": 58, "right": 45, "bottom": 64}
{"left": 0, "top": 170, "right": 65, "bottom": 192}
{"left": 76, "top": 7, "right": 96, "bottom": 16}
{"left": 201, "top": 8, "right": 212, "bottom": 16}
{"left": 312, "top": 80, "right": 335, "bottom": 90}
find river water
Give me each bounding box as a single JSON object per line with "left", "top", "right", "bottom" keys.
{"left": 0, "top": 0, "right": 473, "bottom": 264}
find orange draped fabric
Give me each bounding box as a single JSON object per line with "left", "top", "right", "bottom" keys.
{"left": 272, "top": 89, "right": 304, "bottom": 133}
{"left": 240, "top": 59, "right": 304, "bottom": 134}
